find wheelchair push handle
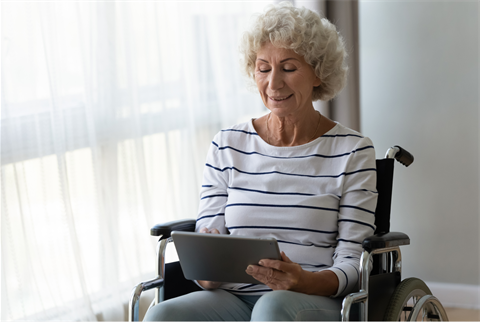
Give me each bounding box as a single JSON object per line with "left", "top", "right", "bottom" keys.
{"left": 385, "top": 146, "right": 414, "bottom": 167}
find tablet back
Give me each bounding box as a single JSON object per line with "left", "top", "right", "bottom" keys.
{"left": 171, "top": 231, "right": 281, "bottom": 284}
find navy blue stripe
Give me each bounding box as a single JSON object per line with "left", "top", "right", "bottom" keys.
{"left": 196, "top": 213, "right": 225, "bottom": 222}
{"left": 339, "top": 205, "right": 375, "bottom": 215}
{"left": 221, "top": 129, "right": 259, "bottom": 135}
{"left": 226, "top": 203, "right": 338, "bottom": 212}
{"left": 338, "top": 219, "right": 375, "bottom": 230}
{"left": 202, "top": 185, "right": 213, "bottom": 188}
{"left": 277, "top": 240, "right": 333, "bottom": 248}
{"left": 336, "top": 267, "right": 349, "bottom": 294}
{"left": 353, "top": 145, "right": 374, "bottom": 153}
{"left": 206, "top": 163, "right": 376, "bottom": 178}
{"left": 213, "top": 144, "right": 374, "bottom": 160}
{"left": 237, "top": 284, "right": 257, "bottom": 290}
{"left": 337, "top": 239, "right": 362, "bottom": 245}
{"left": 345, "top": 168, "right": 377, "bottom": 176}
{"left": 228, "top": 186, "right": 315, "bottom": 196}
{"left": 201, "top": 194, "right": 228, "bottom": 200}
{"left": 227, "top": 289, "right": 272, "bottom": 293}
{"left": 361, "top": 189, "right": 378, "bottom": 194}
{"left": 227, "top": 225, "right": 337, "bottom": 234}
{"left": 345, "top": 256, "right": 360, "bottom": 260}
{"left": 297, "top": 263, "right": 329, "bottom": 268}
{"left": 321, "top": 134, "right": 364, "bottom": 139}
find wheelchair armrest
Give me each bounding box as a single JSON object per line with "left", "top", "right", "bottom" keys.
{"left": 362, "top": 232, "right": 410, "bottom": 252}
{"left": 151, "top": 219, "right": 196, "bottom": 238}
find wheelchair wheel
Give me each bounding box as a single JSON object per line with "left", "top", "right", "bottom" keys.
{"left": 383, "top": 277, "right": 445, "bottom": 321}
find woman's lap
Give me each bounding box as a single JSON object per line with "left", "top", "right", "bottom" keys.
{"left": 252, "top": 290, "right": 344, "bottom": 321}
{"left": 143, "top": 289, "right": 345, "bottom": 321}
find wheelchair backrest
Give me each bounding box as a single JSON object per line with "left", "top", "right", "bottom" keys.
{"left": 374, "top": 158, "right": 395, "bottom": 235}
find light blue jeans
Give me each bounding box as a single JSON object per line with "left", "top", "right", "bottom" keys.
{"left": 143, "top": 289, "right": 352, "bottom": 321}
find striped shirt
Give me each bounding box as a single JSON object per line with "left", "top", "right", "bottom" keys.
{"left": 195, "top": 119, "right": 377, "bottom": 298}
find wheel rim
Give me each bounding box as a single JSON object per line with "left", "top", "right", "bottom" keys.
{"left": 409, "top": 295, "right": 449, "bottom": 321}
{"left": 397, "top": 289, "right": 428, "bottom": 321}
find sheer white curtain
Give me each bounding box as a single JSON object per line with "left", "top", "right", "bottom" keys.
{"left": 1, "top": 1, "right": 270, "bottom": 320}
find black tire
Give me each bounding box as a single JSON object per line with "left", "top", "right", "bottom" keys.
{"left": 384, "top": 278, "right": 432, "bottom": 321}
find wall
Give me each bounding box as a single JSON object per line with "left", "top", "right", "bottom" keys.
{"left": 359, "top": 0, "right": 479, "bottom": 307}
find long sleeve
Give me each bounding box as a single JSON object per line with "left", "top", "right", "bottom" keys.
{"left": 327, "top": 137, "right": 378, "bottom": 297}
{"left": 195, "top": 134, "right": 230, "bottom": 234}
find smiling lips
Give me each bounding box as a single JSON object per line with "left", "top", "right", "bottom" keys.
{"left": 269, "top": 94, "right": 293, "bottom": 101}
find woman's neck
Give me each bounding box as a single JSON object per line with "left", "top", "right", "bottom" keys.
{"left": 259, "top": 109, "right": 335, "bottom": 147}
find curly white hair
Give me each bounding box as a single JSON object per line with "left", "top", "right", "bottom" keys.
{"left": 239, "top": 1, "right": 348, "bottom": 101}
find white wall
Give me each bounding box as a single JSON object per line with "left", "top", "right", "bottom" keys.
{"left": 359, "top": 0, "right": 479, "bottom": 301}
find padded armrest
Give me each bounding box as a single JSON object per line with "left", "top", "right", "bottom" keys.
{"left": 362, "top": 232, "right": 410, "bottom": 252}
{"left": 151, "top": 219, "right": 196, "bottom": 238}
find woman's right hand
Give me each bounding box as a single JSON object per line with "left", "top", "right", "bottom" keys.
{"left": 197, "top": 227, "right": 222, "bottom": 290}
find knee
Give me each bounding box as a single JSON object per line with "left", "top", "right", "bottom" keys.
{"left": 143, "top": 299, "right": 179, "bottom": 321}
{"left": 143, "top": 298, "right": 197, "bottom": 321}
{"left": 251, "top": 291, "right": 295, "bottom": 321}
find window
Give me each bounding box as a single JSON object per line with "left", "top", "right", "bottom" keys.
{"left": 1, "top": 2, "right": 270, "bottom": 320}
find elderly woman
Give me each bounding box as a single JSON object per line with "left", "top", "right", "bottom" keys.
{"left": 144, "top": 2, "right": 376, "bottom": 321}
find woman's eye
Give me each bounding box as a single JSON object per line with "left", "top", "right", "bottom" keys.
{"left": 257, "top": 68, "right": 295, "bottom": 73}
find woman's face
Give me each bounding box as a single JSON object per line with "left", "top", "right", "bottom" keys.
{"left": 255, "top": 42, "right": 321, "bottom": 118}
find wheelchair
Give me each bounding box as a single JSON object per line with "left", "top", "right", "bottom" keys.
{"left": 129, "top": 146, "right": 449, "bottom": 321}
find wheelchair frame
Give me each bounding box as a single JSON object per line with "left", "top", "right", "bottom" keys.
{"left": 129, "top": 146, "right": 449, "bottom": 321}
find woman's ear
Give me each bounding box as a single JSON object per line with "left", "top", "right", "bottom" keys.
{"left": 313, "top": 76, "right": 321, "bottom": 87}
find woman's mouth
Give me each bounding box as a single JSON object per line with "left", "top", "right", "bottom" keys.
{"left": 269, "top": 94, "right": 293, "bottom": 101}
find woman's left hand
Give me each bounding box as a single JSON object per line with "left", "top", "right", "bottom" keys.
{"left": 245, "top": 251, "right": 306, "bottom": 291}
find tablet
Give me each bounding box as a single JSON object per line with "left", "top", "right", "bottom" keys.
{"left": 171, "top": 231, "right": 281, "bottom": 284}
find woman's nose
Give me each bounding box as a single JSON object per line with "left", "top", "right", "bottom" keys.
{"left": 268, "top": 69, "right": 284, "bottom": 90}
